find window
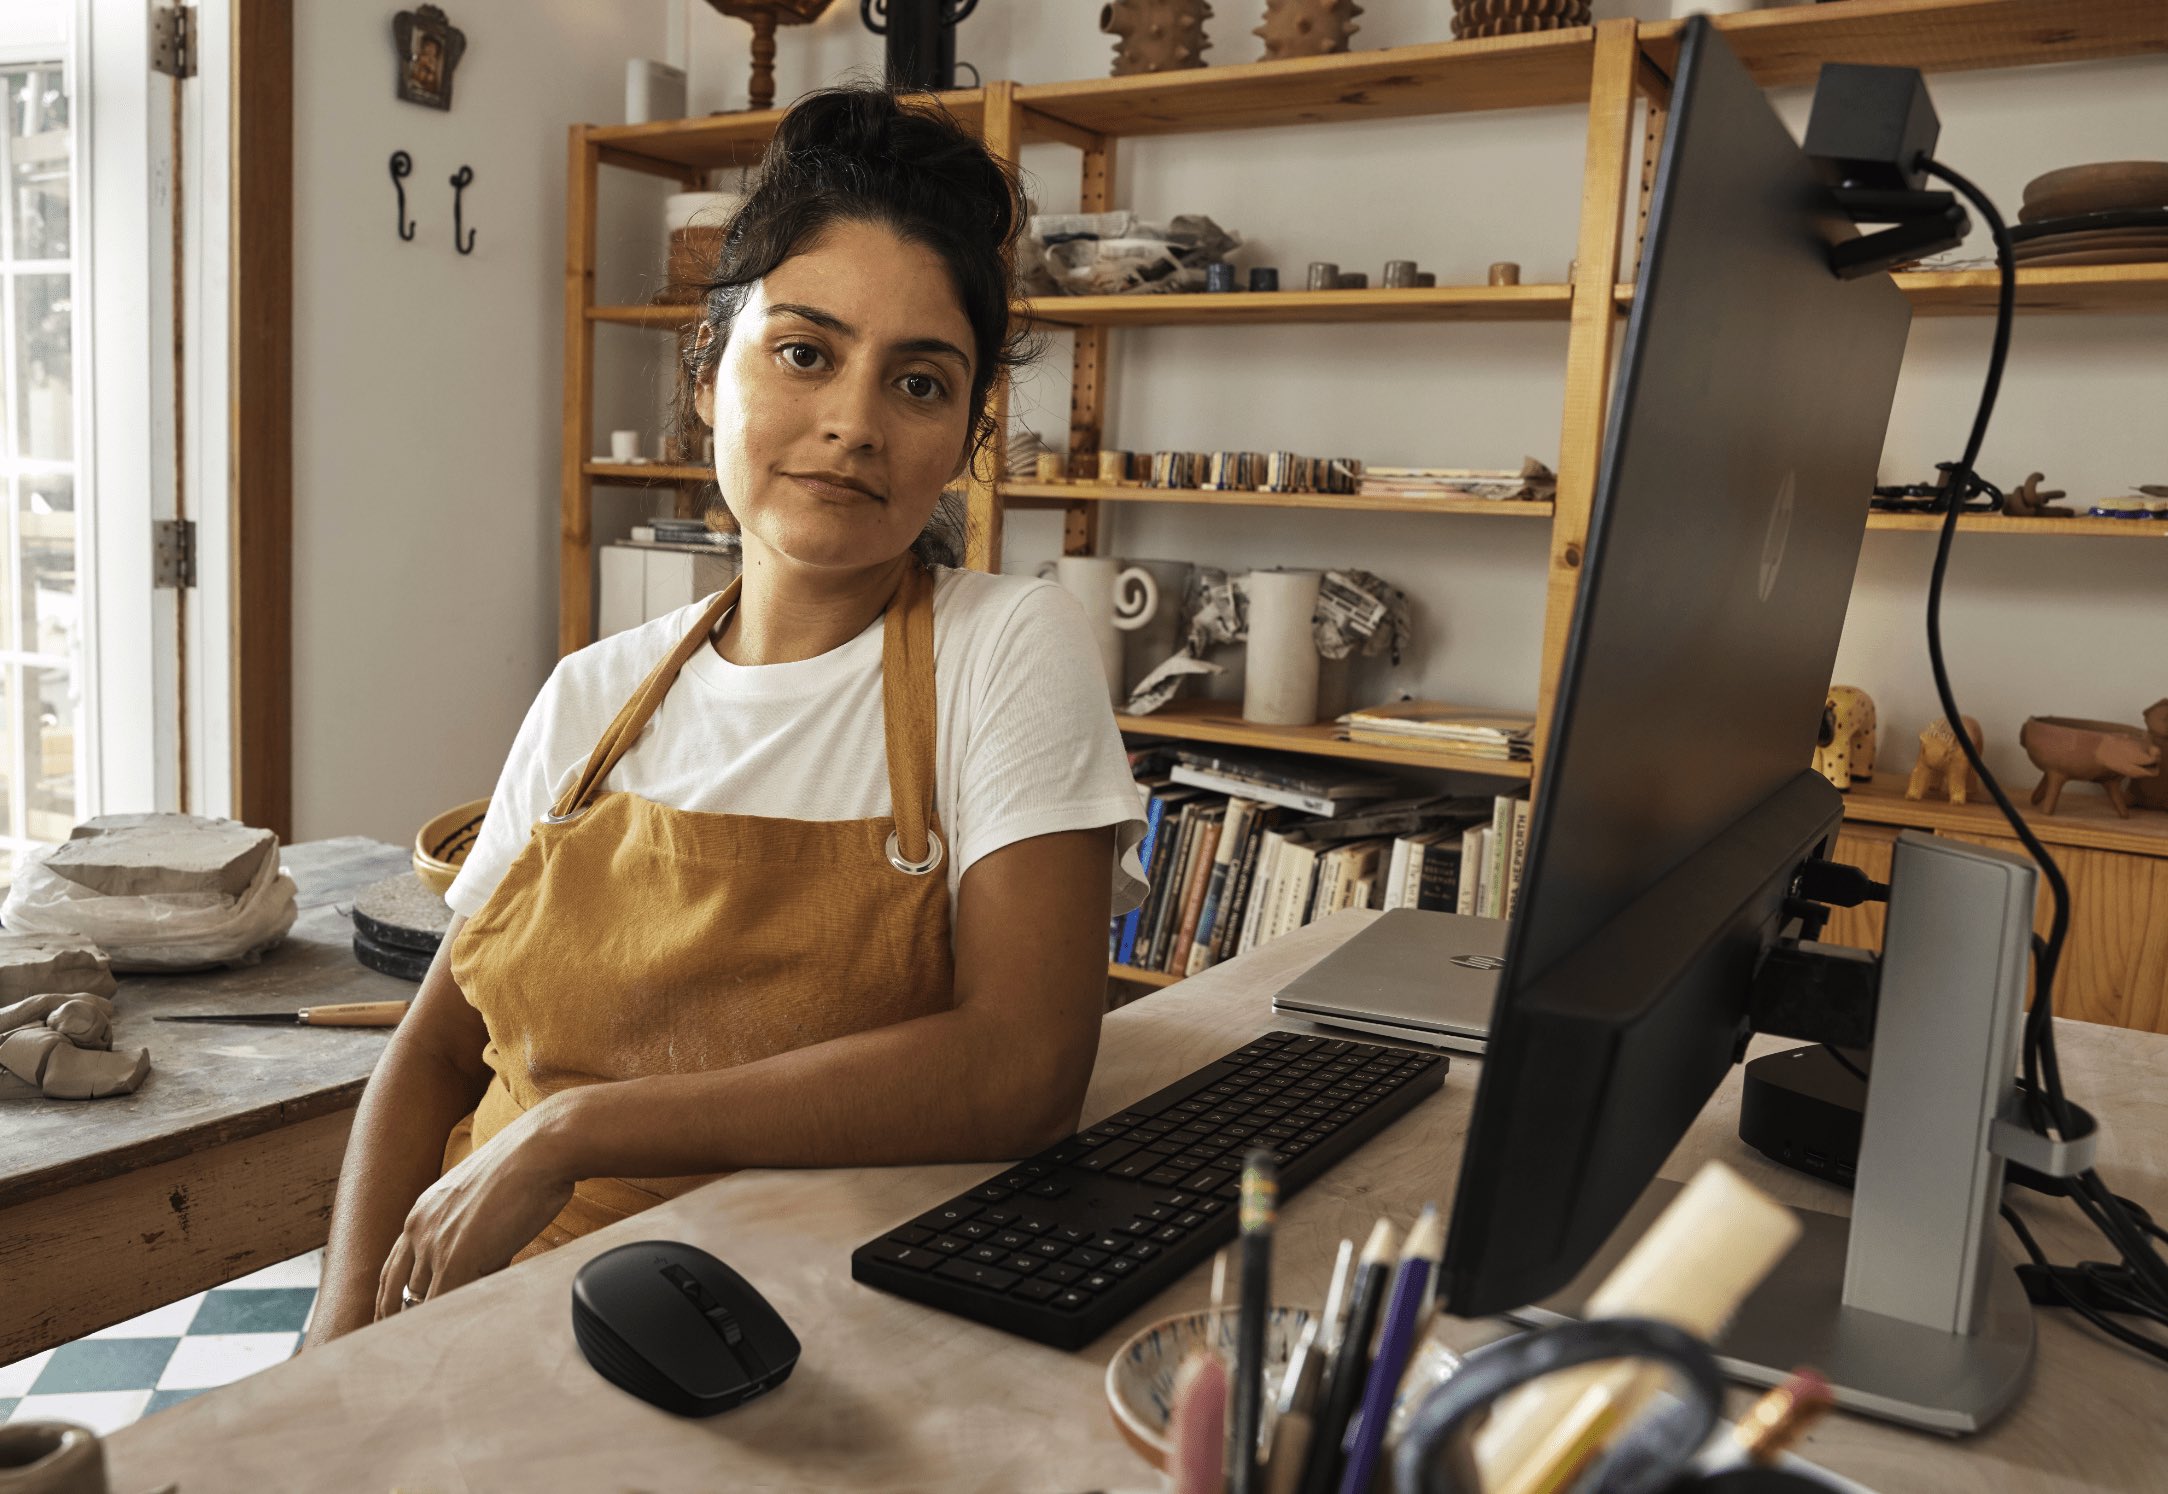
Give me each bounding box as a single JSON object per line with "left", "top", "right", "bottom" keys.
{"left": 0, "top": 61, "right": 78, "bottom": 856}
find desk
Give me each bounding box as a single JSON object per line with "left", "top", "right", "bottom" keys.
{"left": 1, "top": 839, "right": 412, "bottom": 1363}
{"left": 106, "top": 908, "right": 2165, "bottom": 1492}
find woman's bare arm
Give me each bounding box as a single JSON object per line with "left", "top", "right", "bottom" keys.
{"left": 530, "top": 826, "right": 1116, "bottom": 1180}
{"left": 304, "top": 913, "right": 492, "bottom": 1346}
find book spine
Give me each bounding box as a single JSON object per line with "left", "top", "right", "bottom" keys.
{"left": 1145, "top": 805, "right": 1201, "bottom": 970}
{"left": 1401, "top": 838, "right": 1429, "bottom": 909}
{"left": 1212, "top": 809, "right": 1271, "bottom": 967}
{"left": 1482, "top": 797, "right": 1514, "bottom": 919}
{"left": 1384, "top": 837, "right": 1412, "bottom": 911}
{"left": 1458, "top": 826, "right": 1485, "bottom": 917}
{"left": 1238, "top": 831, "right": 1285, "bottom": 956}
{"left": 1167, "top": 810, "right": 1226, "bottom": 973}
{"left": 1187, "top": 800, "right": 1252, "bottom": 974}
{"left": 1270, "top": 847, "right": 1310, "bottom": 942}
{"left": 1116, "top": 794, "right": 1169, "bottom": 967}
{"left": 1170, "top": 765, "right": 1337, "bottom": 817}
{"left": 1507, "top": 798, "right": 1532, "bottom": 919}
{"left": 1416, "top": 838, "right": 1460, "bottom": 911}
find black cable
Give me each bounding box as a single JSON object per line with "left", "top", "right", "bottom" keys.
{"left": 1920, "top": 156, "right": 2168, "bottom": 1360}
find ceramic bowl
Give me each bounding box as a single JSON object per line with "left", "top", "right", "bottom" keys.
{"left": 1105, "top": 1306, "right": 1314, "bottom": 1469}
{"left": 412, "top": 797, "right": 491, "bottom": 896}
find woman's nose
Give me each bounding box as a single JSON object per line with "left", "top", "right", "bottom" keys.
{"left": 818, "top": 365, "right": 885, "bottom": 452}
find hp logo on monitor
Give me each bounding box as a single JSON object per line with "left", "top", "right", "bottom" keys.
{"left": 1452, "top": 955, "right": 1506, "bottom": 972}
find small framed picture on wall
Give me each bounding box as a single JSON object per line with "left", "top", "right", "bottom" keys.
{"left": 393, "top": 4, "right": 466, "bottom": 111}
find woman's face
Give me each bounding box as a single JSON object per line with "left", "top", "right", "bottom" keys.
{"left": 696, "top": 219, "right": 977, "bottom": 576}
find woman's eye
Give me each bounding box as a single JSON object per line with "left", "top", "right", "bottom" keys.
{"left": 780, "top": 342, "right": 824, "bottom": 370}
{"left": 901, "top": 373, "right": 945, "bottom": 401}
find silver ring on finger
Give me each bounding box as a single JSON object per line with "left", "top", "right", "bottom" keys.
{"left": 400, "top": 1285, "right": 422, "bottom": 1310}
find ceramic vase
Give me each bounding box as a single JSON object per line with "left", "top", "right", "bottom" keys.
{"left": 1121, "top": 559, "right": 1195, "bottom": 701}
{"left": 1242, "top": 568, "right": 1322, "bottom": 726}
{"left": 1041, "top": 556, "right": 1161, "bottom": 706}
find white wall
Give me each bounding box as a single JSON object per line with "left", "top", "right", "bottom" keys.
{"left": 294, "top": 2, "right": 2166, "bottom": 842}
{"left": 684, "top": 1, "right": 2168, "bottom": 790}
{"left": 290, "top": 0, "right": 675, "bottom": 842}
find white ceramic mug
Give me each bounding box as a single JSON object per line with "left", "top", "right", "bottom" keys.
{"left": 609, "top": 429, "right": 642, "bottom": 463}
{"left": 1038, "top": 556, "right": 1160, "bottom": 706}
{"left": 1242, "top": 568, "right": 1323, "bottom": 726}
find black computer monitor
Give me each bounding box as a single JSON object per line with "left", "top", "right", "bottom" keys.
{"left": 1441, "top": 18, "right": 1913, "bottom": 1318}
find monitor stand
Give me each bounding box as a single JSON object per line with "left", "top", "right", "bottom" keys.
{"left": 1519, "top": 832, "right": 2088, "bottom": 1435}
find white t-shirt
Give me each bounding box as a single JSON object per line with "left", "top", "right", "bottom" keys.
{"left": 446, "top": 566, "right": 1149, "bottom": 934}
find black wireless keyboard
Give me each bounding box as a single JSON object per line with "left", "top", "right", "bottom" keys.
{"left": 850, "top": 1030, "right": 1448, "bottom": 1350}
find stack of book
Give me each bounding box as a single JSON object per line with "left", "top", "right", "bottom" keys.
{"left": 630, "top": 518, "right": 736, "bottom": 549}
{"left": 1340, "top": 701, "right": 1535, "bottom": 762}
{"left": 1355, "top": 460, "right": 1557, "bottom": 503}
{"left": 1110, "top": 747, "right": 1531, "bottom": 979}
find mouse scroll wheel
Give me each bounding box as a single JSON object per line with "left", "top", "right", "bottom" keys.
{"left": 704, "top": 1306, "right": 745, "bottom": 1346}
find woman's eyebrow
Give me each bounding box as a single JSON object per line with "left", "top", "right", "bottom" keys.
{"left": 766, "top": 302, "right": 971, "bottom": 372}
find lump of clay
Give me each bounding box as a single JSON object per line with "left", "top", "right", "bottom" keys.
{"left": 54, "top": 813, "right": 274, "bottom": 898}
{"left": 0, "top": 934, "right": 117, "bottom": 1001}
{"left": 0, "top": 990, "right": 116, "bottom": 1043}
{"left": 0, "top": 993, "right": 149, "bottom": 1099}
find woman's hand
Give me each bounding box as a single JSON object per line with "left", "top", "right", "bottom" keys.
{"left": 373, "top": 1095, "right": 578, "bottom": 1319}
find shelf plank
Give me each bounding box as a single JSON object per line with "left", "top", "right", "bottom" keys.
{"left": 1616, "top": 263, "right": 2168, "bottom": 317}
{"left": 590, "top": 304, "right": 699, "bottom": 328}
{"left": 1865, "top": 510, "right": 2168, "bottom": 536}
{"left": 1017, "top": 30, "right": 1598, "bottom": 138}
{"left": 583, "top": 462, "right": 713, "bottom": 485}
{"left": 1024, "top": 284, "right": 1573, "bottom": 328}
{"left": 1841, "top": 772, "right": 2168, "bottom": 860}
{"left": 1119, "top": 699, "right": 1535, "bottom": 779}
{"left": 1109, "top": 963, "right": 1183, "bottom": 989}
{"left": 999, "top": 481, "right": 1554, "bottom": 518}
{"left": 587, "top": 89, "right": 986, "bottom": 171}
{"left": 1640, "top": 0, "right": 2168, "bottom": 89}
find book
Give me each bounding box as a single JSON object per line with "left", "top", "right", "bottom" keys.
{"left": 1211, "top": 806, "right": 1276, "bottom": 968}
{"left": 1270, "top": 831, "right": 1328, "bottom": 942}
{"left": 1114, "top": 779, "right": 1174, "bottom": 967}
{"left": 1172, "top": 764, "right": 1399, "bottom": 820}
{"left": 1173, "top": 748, "right": 1400, "bottom": 801}
{"left": 1506, "top": 798, "right": 1532, "bottom": 919}
{"left": 1237, "top": 828, "right": 1287, "bottom": 957}
{"left": 1481, "top": 796, "right": 1516, "bottom": 919}
{"left": 1457, "top": 825, "right": 1486, "bottom": 917}
{"left": 1384, "top": 836, "right": 1414, "bottom": 910}
{"left": 1415, "top": 828, "right": 1464, "bottom": 912}
{"left": 1341, "top": 701, "right": 1536, "bottom": 761}
{"left": 1187, "top": 798, "right": 1256, "bottom": 975}
{"left": 1143, "top": 802, "right": 1203, "bottom": 970}
{"left": 1167, "top": 806, "right": 1226, "bottom": 973}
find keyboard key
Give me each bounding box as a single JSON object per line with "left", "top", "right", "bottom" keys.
{"left": 1032, "top": 1240, "right": 1069, "bottom": 1260}
{"left": 1004, "top": 1254, "right": 1044, "bottom": 1275}
{"left": 1083, "top": 1273, "right": 1116, "bottom": 1293}
{"left": 935, "top": 1258, "right": 1019, "bottom": 1293}
{"left": 1053, "top": 1289, "right": 1093, "bottom": 1311}
{"left": 1143, "top": 1166, "right": 1190, "bottom": 1187}
{"left": 928, "top": 1234, "right": 970, "bottom": 1254}
{"left": 1121, "top": 1218, "right": 1158, "bottom": 1236}
{"left": 1037, "top": 1143, "right": 1088, "bottom": 1166}
{"left": 915, "top": 1203, "right": 979, "bottom": 1231}
{"left": 969, "top": 1184, "right": 1012, "bottom": 1203}
{"left": 1041, "top": 1263, "right": 1085, "bottom": 1285}
{"left": 1198, "top": 1199, "right": 1226, "bottom": 1216}
{"left": 887, "top": 1226, "right": 934, "bottom": 1246}
{"left": 1016, "top": 1216, "right": 1055, "bottom": 1236}
{"left": 1179, "top": 1168, "right": 1233, "bottom": 1195}
{"left": 1106, "top": 1257, "right": 1139, "bottom": 1276}
{"left": 980, "top": 1209, "right": 1018, "bottom": 1228}
{"left": 1176, "top": 1211, "right": 1206, "bottom": 1229}
{"left": 863, "top": 1241, "right": 940, "bottom": 1271}
{"left": 956, "top": 1221, "right": 996, "bottom": 1240}
{"left": 1108, "top": 1156, "right": 1158, "bottom": 1180}
{"left": 1027, "top": 1180, "right": 1069, "bottom": 1199}
{"left": 1152, "top": 1225, "right": 1188, "bottom": 1245}
{"left": 995, "top": 1231, "right": 1031, "bottom": 1251}
{"left": 1143, "top": 1206, "right": 1175, "bottom": 1222}
{"left": 1011, "top": 1278, "right": 1061, "bottom": 1303}
{"left": 1076, "top": 1141, "right": 1140, "bottom": 1172}
{"left": 1092, "top": 1234, "right": 1129, "bottom": 1254}
{"left": 1055, "top": 1224, "right": 1091, "bottom": 1244}
{"left": 1064, "top": 1248, "right": 1109, "bottom": 1268}
{"left": 967, "top": 1244, "right": 1006, "bottom": 1265}
{"left": 1157, "top": 1193, "right": 1195, "bottom": 1210}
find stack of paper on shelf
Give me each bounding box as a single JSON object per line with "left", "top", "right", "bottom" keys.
{"left": 1356, "top": 457, "right": 1557, "bottom": 502}
{"left": 1339, "top": 701, "right": 1536, "bottom": 761}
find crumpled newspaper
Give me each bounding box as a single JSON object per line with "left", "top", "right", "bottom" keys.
{"left": 1125, "top": 567, "right": 1412, "bottom": 714}
{"left": 1023, "top": 211, "right": 1242, "bottom": 297}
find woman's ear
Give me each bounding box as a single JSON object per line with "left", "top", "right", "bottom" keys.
{"left": 690, "top": 323, "right": 719, "bottom": 428}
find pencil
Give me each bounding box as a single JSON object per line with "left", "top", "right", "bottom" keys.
{"left": 1296, "top": 1218, "right": 1398, "bottom": 1494}
{"left": 1231, "top": 1150, "right": 1279, "bottom": 1494}
{"left": 1335, "top": 1204, "right": 1443, "bottom": 1494}
{"left": 1263, "top": 1319, "right": 1324, "bottom": 1494}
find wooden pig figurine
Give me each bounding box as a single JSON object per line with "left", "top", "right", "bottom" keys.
{"left": 1906, "top": 715, "right": 1983, "bottom": 804}
{"left": 2020, "top": 715, "right": 2162, "bottom": 818}
{"left": 2136, "top": 699, "right": 2168, "bottom": 813}
{"left": 1811, "top": 686, "right": 1877, "bottom": 790}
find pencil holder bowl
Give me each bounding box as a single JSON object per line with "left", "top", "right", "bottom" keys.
{"left": 1106, "top": 1305, "right": 1313, "bottom": 1469}
{"left": 413, "top": 797, "right": 492, "bottom": 897}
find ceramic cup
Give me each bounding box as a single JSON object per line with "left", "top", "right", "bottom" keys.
{"left": 609, "top": 429, "right": 642, "bottom": 463}
{"left": 1336, "top": 272, "right": 1370, "bottom": 290}
{"left": 1489, "top": 261, "right": 1522, "bottom": 286}
{"left": 0, "top": 1422, "right": 109, "bottom": 1494}
{"left": 1205, "top": 262, "right": 1236, "bottom": 292}
{"left": 1038, "top": 556, "right": 1160, "bottom": 706}
{"left": 1249, "top": 266, "right": 1280, "bottom": 292}
{"left": 1097, "top": 449, "right": 1130, "bottom": 484}
{"left": 1035, "top": 452, "right": 1065, "bottom": 483}
{"left": 1307, "top": 261, "right": 1340, "bottom": 291}
{"left": 1383, "top": 259, "right": 1420, "bottom": 288}
{"left": 1243, "top": 568, "right": 1323, "bottom": 726}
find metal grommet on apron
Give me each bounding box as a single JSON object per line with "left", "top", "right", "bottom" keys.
{"left": 442, "top": 559, "right": 956, "bottom": 1263}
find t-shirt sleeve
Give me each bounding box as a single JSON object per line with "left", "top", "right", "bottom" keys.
{"left": 953, "top": 581, "right": 1149, "bottom": 918}
{"left": 443, "top": 663, "right": 571, "bottom": 921}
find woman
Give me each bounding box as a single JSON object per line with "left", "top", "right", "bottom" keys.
{"left": 306, "top": 86, "right": 1148, "bottom": 1345}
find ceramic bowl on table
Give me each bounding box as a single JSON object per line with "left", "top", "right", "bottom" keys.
{"left": 413, "top": 797, "right": 491, "bottom": 897}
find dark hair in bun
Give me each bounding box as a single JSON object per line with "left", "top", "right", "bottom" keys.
{"left": 676, "top": 85, "right": 1040, "bottom": 567}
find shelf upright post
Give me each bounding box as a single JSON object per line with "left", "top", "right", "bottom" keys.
{"left": 561, "top": 125, "right": 602, "bottom": 655}
{"left": 1531, "top": 18, "right": 1641, "bottom": 791}
{"left": 1629, "top": 47, "right": 1675, "bottom": 282}
{"left": 1064, "top": 129, "right": 1117, "bottom": 561}
{"left": 965, "top": 81, "right": 1023, "bottom": 574}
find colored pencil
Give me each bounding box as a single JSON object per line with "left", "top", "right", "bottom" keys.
{"left": 1336, "top": 1204, "right": 1444, "bottom": 1494}
{"left": 1296, "top": 1218, "right": 1398, "bottom": 1494}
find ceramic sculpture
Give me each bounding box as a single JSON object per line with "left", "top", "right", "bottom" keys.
{"left": 2134, "top": 699, "right": 2168, "bottom": 812}
{"left": 1812, "top": 686, "right": 1877, "bottom": 791}
{"left": 2004, "top": 472, "right": 2072, "bottom": 518}
{"left": 2021, "top": 715, "right": 2162, "bottom": 818}
{"left": 1243, "top": 569, "right": 1323, "bottom": 726}
{"left": 1102, "top": 0, "right": 1211, "bottom": 76}
{"left": 1040, "top": 556, "right": 1160, "bottom": 706}
{"left": 1255, "top": 0, "right": 1361, "bottom": 60}
{"left": 1905, "top": 715, "right": 1983, "bottom": 805}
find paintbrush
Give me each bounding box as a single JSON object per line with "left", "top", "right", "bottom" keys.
{"left": 1336, "top": 1204, "right": 1443, "bottom": 1494}
{"left": 1297, "top": 1218, "right": 1398, "bottom": 1494}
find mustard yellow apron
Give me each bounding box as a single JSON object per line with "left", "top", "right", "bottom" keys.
{"left": 442, "top": 560, "right": 955, "bottom": 1262}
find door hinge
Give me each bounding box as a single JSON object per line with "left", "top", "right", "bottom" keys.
{"left": 154, "top": 519, "right": 197, "bottom": 589}
{"left": 151, "top": 6, "right": 198, "bottom": 79}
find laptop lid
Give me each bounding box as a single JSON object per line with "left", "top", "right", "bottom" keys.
{"left": 1270, "top": 909, "right": 1507, "bottom": 1039}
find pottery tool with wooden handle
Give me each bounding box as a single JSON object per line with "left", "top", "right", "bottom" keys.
{"left": 1475, "top": 1161, "right": 1803, "bottom": 1494}
{"left": 154, "top": 1000, "right": 411, "bottom": 1027}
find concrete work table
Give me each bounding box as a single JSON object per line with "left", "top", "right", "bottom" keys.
{"left": 1, "top": 838, "right": 413, "bottom": 1363}
{"left": 103, "top": 907, "right": 2166, "bottom": 1492}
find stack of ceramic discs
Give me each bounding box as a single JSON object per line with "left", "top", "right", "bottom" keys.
{"left": 1451, "top": 0, "right": 1590, "bottom": 40}
{"left": 352, "top": 872, "right": 453, "bottom": 983}
{"left": 2011, "top": 161, "right": 2168, "bottom": 267}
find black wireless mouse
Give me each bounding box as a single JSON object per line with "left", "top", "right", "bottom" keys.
{"left": 571, "top": 1240, "right": 801, "bottom": 1417}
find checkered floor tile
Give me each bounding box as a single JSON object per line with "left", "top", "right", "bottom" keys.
{"left": 0, "top": 1249, "right": 323, "bottom": 1435}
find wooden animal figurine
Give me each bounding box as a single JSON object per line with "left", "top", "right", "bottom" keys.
{"left": 2019, "top": 715, "right": 2162, "bottom": 819}
{"left": 1811, "top": 685, "right": 1877, "bottom": 790}
{"left": 1906, "top": 715, "right": 1983, "bottom": 805}
{"left": 1102, "top": 0, "right": 1211, "bottom": 76}
{"left": 2135, "top": 699, "right": 2168, "bottom": 813}
{"left": 1255, "top": 0, "right": 1362, "bottom": 60}
{"left": 2004, "top": 472, "right": 2070, "bottom": 518}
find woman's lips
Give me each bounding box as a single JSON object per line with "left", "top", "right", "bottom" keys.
{"left": 788, "top": 474, "right": 882, "bottom": 502}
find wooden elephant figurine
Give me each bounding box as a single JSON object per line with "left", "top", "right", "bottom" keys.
{"left": 2021, "top": 715, "right": 2162, "bottom": 819}
{"left": 1811, "top": 686, "right": 1877, "bottom": 790}
{"left": 1906, "top": 715, "right": 1982, "bottom": 804}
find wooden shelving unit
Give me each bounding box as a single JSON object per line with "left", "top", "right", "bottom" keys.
{"left": 1865, "top": 511, "right": 2168, "bottom": 536}
{"left": 1840, "top": 773, "right": 2168, "bottom": 860}
{"left": 557, "top": 2, "right": 2168, "bottom": 1008}
{"left": 1116, "top": 699, "right": 1534, "bottom": 781}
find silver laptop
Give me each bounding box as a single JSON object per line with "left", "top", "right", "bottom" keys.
{"left": 1270, "top": 908, "right": 1508, "bottom": 1055}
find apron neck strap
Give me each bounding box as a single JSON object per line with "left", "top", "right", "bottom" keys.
{"left": 549, "top": 561, "right": 941, "bottom": 840}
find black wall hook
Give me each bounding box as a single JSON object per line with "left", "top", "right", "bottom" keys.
{"left": 389, "top": 150, "right": 415, "bottom": 241}
{"left": 449, "top": 165, "right": 476, "bottom": 255}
